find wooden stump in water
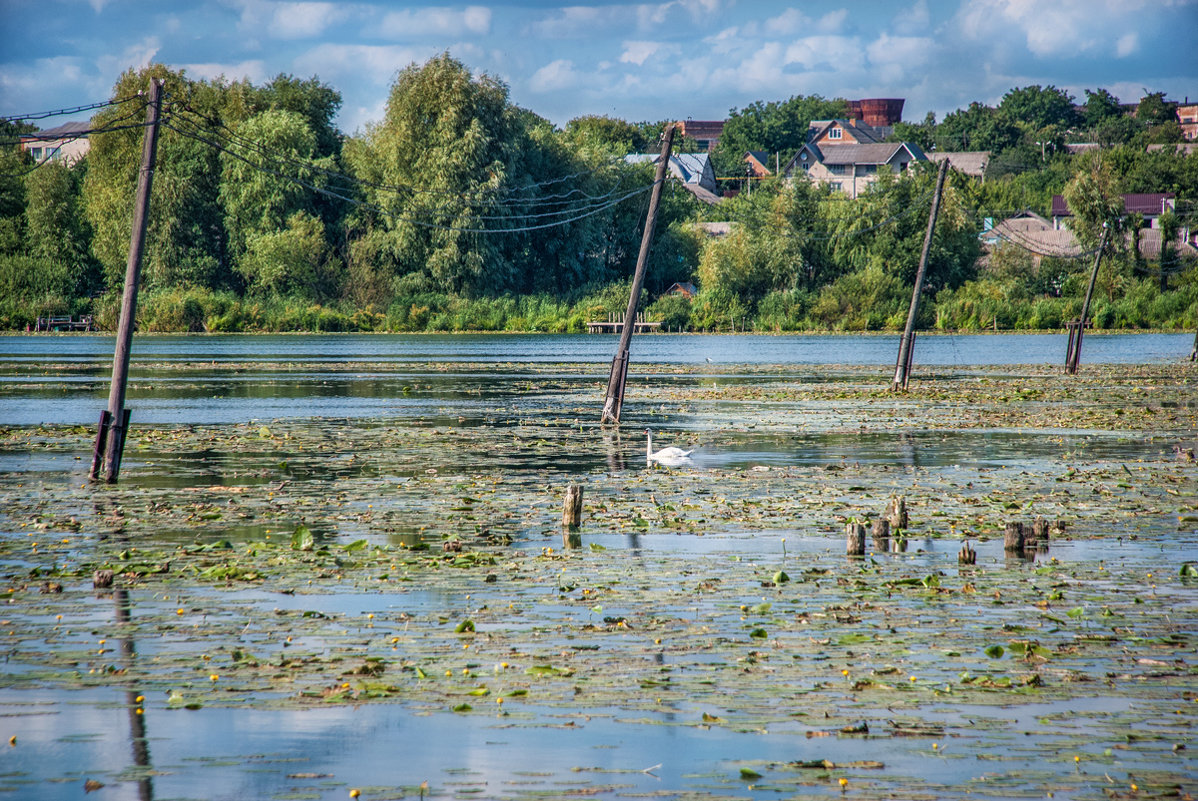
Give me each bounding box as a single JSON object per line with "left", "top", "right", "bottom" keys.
{"left": 1003, "top": 522, "right": 1025, "bottom": 553}
{"left": 846, "top": 522, "right": 866, "bottom": 556}
{"left": 885, "top": 496, "right": 907, "bottom": 530}
{"left": 1051, "top": 519, "right": 1067, "bottom": 537}
{"left": 563, "top": 485, "right": 583, "bottom": 529}
{"left": 871, "top": 518, "right": 890, "bottom": 550}
{"left": 93, "top": 569, "right": 114, "bottom": 589}
{"left": 562, "top": 530, "right": 582, "bottom": 549}
{"left": 958, "top": 542, "right": 977, "bottom": 565}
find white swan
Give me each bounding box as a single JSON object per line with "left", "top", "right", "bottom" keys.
{"left": 646, "top": 429, "right": 693, "bottom": 463}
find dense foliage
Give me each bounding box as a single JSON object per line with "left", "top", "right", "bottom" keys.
{"left": 1, "top": 56, "right": 1195, "bottom": 333}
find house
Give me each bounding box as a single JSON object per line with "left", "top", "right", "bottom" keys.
{"left": 783, "top": 140, "right": 927, "bottom": 198}
{"left": 624, "top": 152, "right": 720, "bottom": 204}
{"left": 663, "top": 281, "right": 698, "bottom": 299}
{"left": 20, "top": 120, "right": 91, "bottom": 165}
{"left": 743, "top": 151, "right": 773, "bottom": 178}
{"left": 1147, "top": 143, "right": 1198, "bottom": 155}
{"left": 927, "top": 151, "right": 990, "bottom": 180}
{"left": 983, "top": 209, "right": 1196, "bottom": 267}
{"left": 1050, "top": 193, "right": 1176, "bottom": 229}
{"left": 675, "top": 120, "right": 724, "bottom": 152}
{"left": 1177, "top": 103, "right": 1198, "bottom": 141}
{"left": 805, "top": 119, "right": 892, "bottom": 147}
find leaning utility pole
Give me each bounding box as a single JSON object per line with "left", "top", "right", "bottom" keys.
{"left": 892, "top": 157, "right": 949, "bottom": 391}
{"left": 600, "top": 123, "right": 675, "bottom": 424}
{"left": 1065, "top": 224, "right": 1109, "bottom": 376}
{"left": 89, "top": 78, "right": 164, "bottom": 483}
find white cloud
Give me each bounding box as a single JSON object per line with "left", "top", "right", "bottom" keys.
{"left": 892, "top": 0, "right": 929, "bottom": 36}
{"left": 620, "top": 41, "right": 663, "bottom": 66}
{"left": 866, "top": 33, "right": 934, "bottom": 81}
{"left": 1115, "top": 32, "right": 1139, "bottom": 57}
{"left": 378, "top": 5, "right": 491, "bottom": 39}
{"left": 268, "top": 2, "right": 343, "bottom": 39}
{"left": 529, "top": 7, "right": 613, "bottom": 38}
{"left": 784, "top": 35, "right": 861, "bottom": 70}
{"left": 954, "top": 0, "right": 1151, "bottom": 58}
{"left": 181, "top": 59, "right": 269, "bottom": 84}
{"left": 528, "top": 59, "right": 586, "bottom": 93}
{"left": 293, "top": 43, "right": 437, "bottom": 86}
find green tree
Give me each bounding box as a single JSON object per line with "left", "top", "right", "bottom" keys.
{"left": 219, "top": 108, "right": 328, "bottom": 262}
{"left": 347, "top": 53, "right": 523, "bottom": 297}
{"left": 998, "top": 85, "right": 1080, "bottom": 131}
{"left": 1082, "top": 88, "right": 1124, "bottom": 127}
{"left": 935, "top": 103, "right": 1020, "bottom": 153}
{"left": 1136, "top": 91, "right": 1175, "bottom": 126}
{"left": 561, "top": 115, "right": 649, "bottom": 157}
{"left": 713, "top": 94, "right": 848, "bottom": 176}
{"left": 238, "top": 211, "right": 339, "bottom": 298}
{"left": 24, "top": 160, "right": 98, "bottom": 297}
{"left": 1062, "top": 153, "right": 1125, "bottom": 252}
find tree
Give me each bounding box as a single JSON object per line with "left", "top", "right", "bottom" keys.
{"left": 238, "top": 211, "right": 338, "bottom": 298}
{"left": 998, "top": 85, "right": 1080, "bottom": 131}
{"left": 713, "top": 94, "right": 848, "bottom": 176}
{"left": 1062, "top": 153, "right": 1125, "bottom": 253}
{"left": 935, "top": 103, "right": 1020, "bottom": 153}
{"left": 347, "top": 53, "right": 523, "bottom": 297}
{"left": 219, "top": 108, "right": 328, "bottom": 262}
{"left": 560, "top": 115, "right": 649, "bottom": 157}
{"left": 25, "top": 160, "right": 97, "bottom": 297}
{"left": 1082, "top": 88, "right": 1124, "bottom": 127}
{"left": 1136, "top": 91, "right": 1175, "bottom": 126}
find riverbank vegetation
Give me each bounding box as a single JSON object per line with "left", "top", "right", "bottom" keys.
{"left": 2, "top": 55, "right": 1196, "bottom": 333}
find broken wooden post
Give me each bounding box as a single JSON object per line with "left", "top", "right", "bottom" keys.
{"left": 1003, "top": 521, "right": 1025, "bottom": 553}
{"left": 600, "top": 124, "right": 675, "bottom": 424}
{"left": 93, "top": 569, "right": 115, "bottom": 589}
{"left": 871, "top": 518, "right": 890, "bottom": 551}
{"left": 958, "top": 541, "right": 976, "bottom": 565}
{"left": 885, "top": 496, "right": 907, "bottom": 531}
{"left": 846, "top": 522, "right": 866, "bottom": 556}
{"left": 892, "top": 157, "right": 949, "bottom": 391}
{"left": 562, "top": 485, "right": 583, "bottom": 529}
{"left": 98, "top": 78, "right": 165, "bottom": 483}
{"left": 1028, "top": 516, "right": 1050, "bottom": 547}
{"left": 1066, "top": 226, "right": 1108, "bottom": 376}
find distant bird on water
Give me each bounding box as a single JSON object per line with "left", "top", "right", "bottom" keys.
{"left": 646, "top": 429, "right": 693, "bottom": 463}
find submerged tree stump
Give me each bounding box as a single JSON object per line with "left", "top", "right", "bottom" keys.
{"left": 1004, "top": 521, "right": 1025, "bottom": 553}
{"left": 846, "top": 522, "right": 866, "bottom": 556}
{"left": 1027, "top": 516, "right": 1050, "bottom": 549}
{"left": 871, "top": 518, "right": 890, "bottom": 550}
{"left": 885, "top": 496, "right": 907, "bottom": 530}
{"left": 958, "top": 542, "right": 977, "bottom": 565}
{"left": 93, "top": 569, "right": 114, "bottom": 589}
{"left": 563, "top": 485, "right": 583, "bottom": 529}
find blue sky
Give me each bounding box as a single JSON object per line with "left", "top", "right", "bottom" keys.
{"left": 2, "top": 0, "right": 1196, "bottom": 134}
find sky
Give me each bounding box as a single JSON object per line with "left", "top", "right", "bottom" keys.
{"left": 2, "top": 0, "right": 1196, "bottom": 135}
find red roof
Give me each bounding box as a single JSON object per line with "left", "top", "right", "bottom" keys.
{"left": 1051, "top": 192, "right": 1175, "bottom": 218}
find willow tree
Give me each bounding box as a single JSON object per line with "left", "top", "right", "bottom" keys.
{"left": 347, "top": 53, "right": 525, "bottom": 298}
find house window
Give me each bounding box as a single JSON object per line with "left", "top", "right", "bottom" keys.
{"left": 802, "top": 162, "right": 810, "bottom": 171}
{"left": 860, "top": 164, "right": 877, "bottom": 175}
{"left": 899, "top": 162, "right": 908, "bottom": 171}
{"left": 829, "top": 127, "right": 842, "bottom": 140}
{"left": 29, "top": 147, "right": 43, "bottom": 161}
{"left": 829, "top": 182, "right": 843, "bottom": 191}
{"left": 828, "top": 164, "right": 848, "bottom": 175}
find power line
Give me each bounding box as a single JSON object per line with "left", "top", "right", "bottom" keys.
{"left": 161, "top": 116, "right": 655, "bottom": 234}
{"left": 1, "top": 95, "right": 141, "bottom": 124}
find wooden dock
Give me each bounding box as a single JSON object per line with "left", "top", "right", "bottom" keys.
{"left": 586, "top": 313, "right": 662, "bottom": 334}
{"left": 34, "top": 315, "right": 96, "bottom": 332}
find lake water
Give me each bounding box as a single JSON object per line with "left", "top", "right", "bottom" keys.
{"left": 0, "top": 332, "right": 1192, "bottom": 427}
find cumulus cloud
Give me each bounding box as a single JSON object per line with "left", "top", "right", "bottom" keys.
{"left": 784, "top": 35, "right": 861, "bottom": 71}
{"left": 528, "top": 59, "right": 586, "bottom": 93}
{"left": 954, "top": 0, "right": 1151, "bottom": 58}
{"left": 293, "top": 43, "right": 437, "bottom": 86}
{"left": 1115, "top": 32, "right": 1139, "bottom": 57}
{"left": 620, "top": 41, "right": 664, "bottom": 66}
{"left": 181, "top": 59, "right": 269, "bottom": 84}
{"left": 379, "top": 5, "right": 491, "bottom": 39}
{"left": 268, "top": 2, "right": 343, "bottom": 39}
{"left": 866, "top": 33, "right": 934, "bottom": 82}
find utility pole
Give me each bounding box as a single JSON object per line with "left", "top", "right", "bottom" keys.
{"left": 1066, "top": 225, "right": 1109, "bottom": 376}
{"left": 600, "top": 124, "right": 675, "bottom": 424}
{"left": 89, "top": 78, "right": 164, "bottom": 483}
{"left": 892, "top": 157, "right": 949, "bottom": 391}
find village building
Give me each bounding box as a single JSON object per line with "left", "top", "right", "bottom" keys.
{"left": 20, "top": 120, "right": 91, "bottom": 165}
{"left": 927, "top": 151, "right": 990, "bottom": 180}
{"left": 623, "top": 152, "right": 721, "bottom": 204}
{"left": 674, "top": 120, "right": 724, "bottom": 152}
{"left": 1050, "top": 193, "right": 1176, "bottom": 229}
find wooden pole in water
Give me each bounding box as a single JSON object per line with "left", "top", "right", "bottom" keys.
{"left": 98, "top": 78, "right": 164, "bottom": 484}
{"left": 1190, "top": 327, "right": 1197, "bottom": 362}
{"left": 893, "top": 158, "right": 948, "bottom": 392}
{"left": 601, "top": 124, "right": 675, "bottom": 424}
{"left": 845, "top": 522, "right": 866, "bottom": 556}
{"left": 1066, "top": 225, "right": 1108, "bottom": 376}
{"left": 563, "top": 485, "right": 583, "bottom": 529}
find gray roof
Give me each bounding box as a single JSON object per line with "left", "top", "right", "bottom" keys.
{"left": 808, "top": 119, "right": 888, "bottom": 144}
{"left": 817, "top": 143, "right": 911, "bottom": 165}
{"left": 24, "top": 120, "right": 91, "bottom": 140}
{"left": 927, "top": 151, "right": 990, "bottom": 178}
{"left": 624, "top": 152, "right": 714, "bottom": 188}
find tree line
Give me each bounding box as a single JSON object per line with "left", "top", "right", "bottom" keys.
{"left": 1, "top": 55, "right": 1195, "bottom": 333}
